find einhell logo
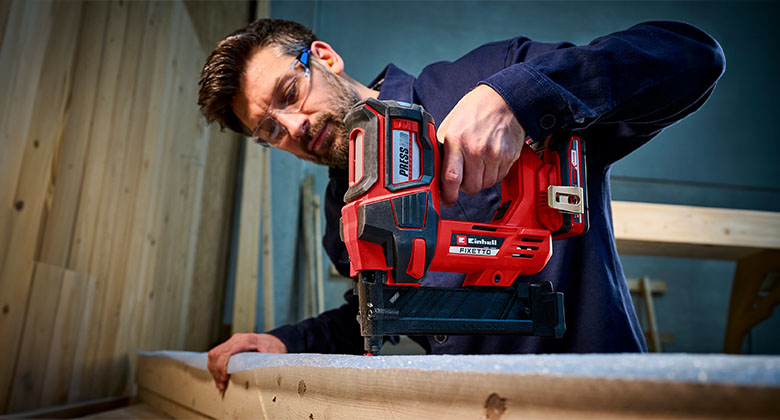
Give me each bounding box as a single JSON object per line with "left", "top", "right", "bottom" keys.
{"left": 450, "top": 234, "right": 504, "bottom": 248}
{"left": 468, "top": 237, "right": 498, "bottom": 247}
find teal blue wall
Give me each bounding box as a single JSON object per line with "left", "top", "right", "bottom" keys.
{"left": 254, "top": 0, "right": 780, "bottom": 353}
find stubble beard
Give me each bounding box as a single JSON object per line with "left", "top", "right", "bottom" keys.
{"left": 302, "top": 64, "right": 361, "bottom": 169}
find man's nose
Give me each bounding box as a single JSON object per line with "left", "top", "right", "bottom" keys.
{"left": 275, "top": 112, "right": 309, "bottom": 140}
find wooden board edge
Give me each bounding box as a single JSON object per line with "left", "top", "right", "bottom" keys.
{"left": 137, "top": 354, "right": 780, "bottom": 420}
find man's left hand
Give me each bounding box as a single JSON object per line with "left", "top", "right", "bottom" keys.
{"left": 437, "top": 85, "right": 526, "bottom": 207}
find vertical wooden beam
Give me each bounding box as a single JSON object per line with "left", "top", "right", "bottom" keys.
{"left": 233, "top": 143, "right": 261, "bottom": 335}
{"left": 261, "top": 149, "right": 275, "bottom": 331}
{"left": 313, "top": 194, "right": 324, "bottom": 313}
{"left": 723, "top": 250, "right": 780, "bottom": 353}
{"left": 301, "top": 175, "right": 323, "bottom": 318}
{"left": 639, "top": 276, "right": 661, "bottom": 353}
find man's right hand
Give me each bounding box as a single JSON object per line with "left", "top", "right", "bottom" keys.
{"left": 207, "top": 333, "right": 287, "bottom": 391}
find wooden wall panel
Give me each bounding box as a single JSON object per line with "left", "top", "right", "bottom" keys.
{"left": 0, "top": 0, "right": 246, "bottom": 414}
{"left": 0, "top": 1, "right": 70, "bottom": 412}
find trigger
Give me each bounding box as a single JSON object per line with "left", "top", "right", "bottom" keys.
{"left": 406, "top": 238, "right": 427, "bottom": 279}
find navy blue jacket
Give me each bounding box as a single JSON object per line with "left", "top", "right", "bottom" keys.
{"left": 270, "top": 21, "right": 725, "bottom": 354}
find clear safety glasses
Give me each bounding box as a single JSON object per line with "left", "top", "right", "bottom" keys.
{"left": 249, "top": 48, "right": 312, "bottom": 147}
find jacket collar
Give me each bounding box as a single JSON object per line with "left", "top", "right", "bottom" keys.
{"left": 370, "top": 63, "right": 415, "bottom": 103}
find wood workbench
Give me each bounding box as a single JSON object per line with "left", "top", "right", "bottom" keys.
{"left": 137, "top": 351, "right": 780, "bottom": 419}
{"left": 610, "top": 201, "right": 780, "bottom": 353}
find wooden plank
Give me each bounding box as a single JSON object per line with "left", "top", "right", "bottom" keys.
{"left": 136, "top": 355, "right": 258, "bottom": 419}
{"left": 136, "top": 390, "right": 208, "bottom": 420}
{"left": 137, "top": 353, "right": 780, "bottom": 420}
{"left": 110, "top": 0, "right": 177, "bottom": 396}
{"left": 724, "top": 250, "right": 780, "bottom": 353}
{"left": 38, "top": 1, "right": 110, "bottom": 267}
{"left": 0, "top": 397, "right": 130, "bottom": 420}
{"left": 66, "top": 268, "right": 97, "bottom": 404}
{"left": 301, "top": 175, "right": 320, "bottom": 319}
{"left": 313, "top": 194, "right": 324, "bottom": 312}
{"left": 40, "top": 270, "right": 95, "bottom": 408}
{"left": 232, "top": 142, "right": 262, "bottom": 335}
{"left": 7, "top": 262, "right": 66, "bottom": 413}
{"left": 0, "top": 7, "right": 50, "bottom": 404}
{"left": 80, "top": 402, "right": 172, "bottom": 419}
{"left": 261, "top": 149, "right": 275, "bottom": 331}
{"left": 88, "top": 0, "right": 149, "bottom": 398}
{"left": 183, "top": 124, "right": 239, "bottom": 350}
{"left": 66, "top": 0, "right": 131, "bottom": 400}
{"left": 0, "top": 0, "right": 52, "bottom": 231}
{"left": 639, "top": 276, "right": 662, "bottom": 353}
{"left": 172, "top": 5, "right": 215, "bottom": 351}
{"left": 0, "top": 1, "right": 77, "bottom": 412}
{"left": 626, "top": 278, "right": 667, "bottom": 294}
{"left": 612, "top": 201, "right": 780, "bottom": 260}
{"left": 134, "top": 1, "right": 182, "bottom": 355}
{"left": 148, "top": 0, "right": 204, "bottom": 352}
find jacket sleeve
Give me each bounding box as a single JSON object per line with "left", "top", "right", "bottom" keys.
{"left": 267, "top": 290, "right": 364, "bottom": 354}
{"left": 480, "top": 21, "right": 726, "bottom": 165}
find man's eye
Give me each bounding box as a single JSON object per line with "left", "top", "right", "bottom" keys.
{"left": 284, "top": 79, "right": 298, "bottom": 105}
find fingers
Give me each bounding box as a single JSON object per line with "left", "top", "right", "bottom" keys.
{"left": 206, "top": 333, "right": 252, "bottom": 391}
{"left": 436, "top": 85, "right": 526, "bottom": 205}
{"left": 440, "top": 141, "right": 463, "bottom": 207}
{"left": 206, "top": 333, "right": 288, "bottom": 392}
{"left": 207, "top": 345, "right": 230, "bottom": 391}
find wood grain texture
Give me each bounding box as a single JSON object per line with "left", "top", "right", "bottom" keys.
{"left": 80, "top": 402, "right": 171, "bottom": 419}
{"left": 0, "top": 0, "right": 243, "bottom": 413}
{"left": 7, "top": 262, "right": 65, "bottom": 412}
{"left": 612, "top": 201, "right": 780, "bottom": 259}
{"left": 41, "top": 270, "right": 95, "bottom": 407}
{"left": 233, "top": 142, "right": 262, "bottom": 335}
{"left": 137, "top": 354, "right": 780, "bottom": 420}
{"left": 261, "top": 149, "right": 275, "bottom": 331}
{"left": 0, "top": 1, "right": 78, "bottom": 412}
{"left": 0, "top": 5, "right": 54, "bottom": 409}
{"left": 724, "top": 250, "right": 780, "bottom": 353}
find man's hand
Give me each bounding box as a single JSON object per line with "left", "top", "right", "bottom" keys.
{"left": 437, "top": 85, "right": 526, "bottom": 207}
{"left": 207, "top": 333, "right": 287, "bottom": 391}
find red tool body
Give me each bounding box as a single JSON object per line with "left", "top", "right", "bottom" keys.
{"left": 341, "top": 98, "right": 587, "bottom": 288}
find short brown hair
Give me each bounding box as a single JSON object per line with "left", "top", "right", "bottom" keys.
{"left": 198, "top": 19, "right": 317, "bottom": 135}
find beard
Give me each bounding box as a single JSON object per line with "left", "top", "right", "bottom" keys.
{"left": 298, "top": 62, "right": 361, "bottom": 169}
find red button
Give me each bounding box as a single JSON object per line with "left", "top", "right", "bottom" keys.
{"left": 406, "top": 238, "right": 426, "bottom": 279}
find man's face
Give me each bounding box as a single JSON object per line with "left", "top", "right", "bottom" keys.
{"left": 232, "top": 46, "right": 360, "bottom": 168}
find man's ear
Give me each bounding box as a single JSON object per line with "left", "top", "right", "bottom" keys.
{"left": 310, "top": 40, "right": 344, "bottom": 75}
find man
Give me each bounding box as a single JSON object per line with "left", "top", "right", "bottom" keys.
{"left": 199, "top": 18, "right": 725, "bottom": 390}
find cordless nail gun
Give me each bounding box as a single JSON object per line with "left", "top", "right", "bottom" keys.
{"left": 340, "top": 98, "right": 588, "bottom": 355}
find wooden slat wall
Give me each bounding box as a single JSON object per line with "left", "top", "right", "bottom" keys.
{"left": 0, "top": 0, "right": 247, "bottom": 413}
